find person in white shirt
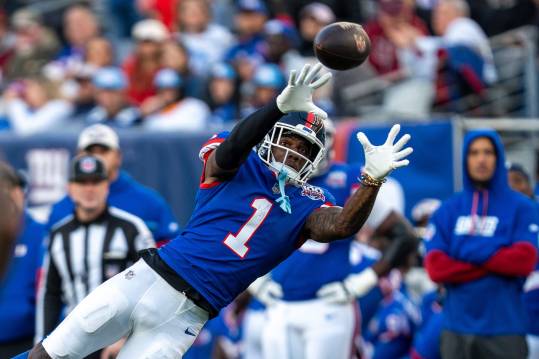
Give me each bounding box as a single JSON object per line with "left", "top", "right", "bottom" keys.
{"left": 143, "top": 68, "right": 210, "bottom": 131}
{"left": 1, "top": 76, "right": 73, "bottom": 135}
{"left": 174, "top": 0, "right": 236, "bottom": 78}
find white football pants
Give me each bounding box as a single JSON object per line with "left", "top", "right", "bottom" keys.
{"left": 42, "top": 259, "right": 209, "bottom": 359}
{"left": 243, "top": 309, "right": 267, "bottom": 359}
{"left": 262, "top": 299, "right": 358, "bottom": 359}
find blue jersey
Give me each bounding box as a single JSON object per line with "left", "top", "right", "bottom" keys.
{"left": 47, "top": 171, "right": 180, "bottom": 243}
{"left": 412, "top": 290, "right": 443, "bottom": 359}
{"left": 271, "top": 162, "right": 361, "bottom": 301}
{"left": 0, "top": 212, "right": 45, "bottom": 342}
{"left": 365, "top": 289, "right": 420, "bottom": 359}
{"left": 159, "top": 133, "right": 335, "bottom": 311}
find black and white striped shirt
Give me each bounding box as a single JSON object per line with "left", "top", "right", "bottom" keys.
{"left": 36, "top": 206, "right": 155, "bottom": 341}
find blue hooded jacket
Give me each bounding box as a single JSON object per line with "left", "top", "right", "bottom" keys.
{"left": 424, "top": 129, "right": 539, "bottom": 335}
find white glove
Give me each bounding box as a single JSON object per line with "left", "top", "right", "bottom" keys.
{"left": 316, "top": 268, "right": 378, "bottom": 304}
{"left": 357, "top": 124, "right": 413, "bottom": 180}
{"left": 247, "top": 275, "right": 283, "bottom": 307}
{"left": 276, "top": 62, "right": 332, "bottom": 118}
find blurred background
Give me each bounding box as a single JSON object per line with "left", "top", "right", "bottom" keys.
{"left": 0, "top": 0, "right": 538, "bottom": 225}
{"left": 1, "top": 1, "right": 539, "bottom": 358}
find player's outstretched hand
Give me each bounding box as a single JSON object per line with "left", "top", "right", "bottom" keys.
{"left": 276, "top": 62, "right": 332, "bottom": 118}
{"left": 357, "top": 124, "right": 413, "bottom": 180}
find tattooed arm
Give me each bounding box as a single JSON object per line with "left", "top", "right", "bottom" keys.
{"left": 304, "top": 124, "right": 413, "bottom": 244}
{"left": 304, "top": 186, "right": 380, "bottom": 243}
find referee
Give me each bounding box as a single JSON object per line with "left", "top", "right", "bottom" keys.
{"left": 35, "top": 155, "right": 155, "bottom": 356}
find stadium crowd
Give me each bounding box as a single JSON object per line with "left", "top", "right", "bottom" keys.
{"left": 0, "top": 0, "right": 537, "bottom": 134}
{"left": 1, "top": 0, "right": 539, "bottom": 358}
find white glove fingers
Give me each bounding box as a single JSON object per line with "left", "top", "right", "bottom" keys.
{"left": 394, "top": 147, "right": 413, "bottom": 161}
{"left": 288, "top": 69, "right": 297, "bottom": 86}
{"left": 384, "top": 124, "right": 401, "bottom": 146}
{"left": 393, "top": 159, "right": 410, "bottom": 169}
{"left": 356, "top": 132, "right": 373, "bottom": 151}
{"left": 303, "top": 62, "right": 322, "bottom": 84}
{"left": 393, "top": 133, "right": 411, "bottom": 152}
{"left": 297, "top": 63, "right": 311, "bottom": 84}
{"left": 308, "top": 105, "right": 328, "bottom": 120}
{"left": 310, "top": 72, "right": 332, "bottom": 89}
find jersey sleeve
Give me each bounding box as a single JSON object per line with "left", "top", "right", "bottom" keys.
{"left": 199, "top": 131, "right": 230, "bottom": 162}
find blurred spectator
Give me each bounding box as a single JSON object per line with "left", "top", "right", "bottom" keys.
{"left": 35, "top": 155, "right": 155, "bottom": 351}
{"left": 225, "top": 0, "right": 268, "bottom": 63}
{"left": 297, "top": 3, "right": 336, "bottom": 57}
{"left": 47, "top": 124, "right": 181, "bottom": 245}
{"left": 364, "top": 0, "right": 430, "bottom": 77}
{"left": 507, "top": 163, "right": 539, "bottom": 359}
{"left": 364, "top": 272, "right": 421, "bottom": 359}
{"left": 123, "top": 19, "right": 168, "bottom": 105}
{"left": 424, "top": 130, "right": 537, "bottom": 359}
{"left": 0, "top": 10, "right": 15, "bottom": 82}
{"left": 160, "top": 39, "right": 204, "bottom": 98}
{"left": 0, "top": 162, "right": 45, "bottom": 357}
{"left": 205, "top": 62, "right": 240, "bottom": 126}
{"left": 85, "top": 37, "right": 115, "bottom": 68}
{"left": 240, "top": 63, "right": 285, "bottom": 116}
{"left": 137, "top": 0, "right": 179, "bottom": 30}
{"left": 5, "top": 8, "right": 60, "bottom": 81}
{"left": 261, "top": 19, "right": 303, "bottom": 75}
{"left": 467, "top": 0, "right": 537, "bottom": 37}
{"left": 285, "top": 0, "right": 363, "bottom": 26}
{"left": 508, "top": 163, "right": 534, "bottom": 199}
{"left": 57, "top": 4, "right": 100, "bottom": 63}
{"left": 411, "top": 198, "right": 442, "bottom": 239}
{"left": 106, "top": 0, "right": 143, "bottom": 39}
{"left": 86, "top": 67, "right": 141, "bottom": 127}
{"left": 174, "top": 0, "right": 236, "bottom": 78}
{"left": 0, "top": 76, "right": 73, "bottom": 135}
{"left": 143, "top": 68, "right": 210, "bottom": 131}
{"left": 42, "top": 36, "right": 114, "bottom": 96}
{"left": 431, "top": 0, "right": 497, "bottom": 105}
{"left": 62, "top": 64, "right": 97, "bottom": 122}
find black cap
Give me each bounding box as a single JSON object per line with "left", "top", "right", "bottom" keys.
{"left": 69, "top": 155, "right": 107, "bottom": 182}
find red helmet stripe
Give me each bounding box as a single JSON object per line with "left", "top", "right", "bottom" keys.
{"left": 305, "top": 112, "right": 315, "bottom": 129}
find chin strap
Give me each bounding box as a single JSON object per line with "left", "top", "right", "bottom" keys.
{"left": 276, "top": 169, "right": 292, "bottom": 214}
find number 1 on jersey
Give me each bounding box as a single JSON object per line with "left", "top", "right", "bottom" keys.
{"left": 223, "top": 198, "right": 273, "bottom": 258}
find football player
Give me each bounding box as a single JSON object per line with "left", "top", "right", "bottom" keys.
{"left": 23, "top": 62, "right": 413, "bottom": 359}
{"left": 254, "top": 119, "right": 417, "bottom": 359}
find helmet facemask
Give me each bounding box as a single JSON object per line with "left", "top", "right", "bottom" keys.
{"left": 258, "top": 121, "right": 326, "bottom": 187}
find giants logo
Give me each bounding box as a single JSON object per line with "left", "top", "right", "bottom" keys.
{"left": 454, "top": 215, "right": 499, "bottom": 237}
{"left": 26, "top": 149, "right": 70, "bottom": 206}
{"left": 301, "top": 184, "right": 326, "bottom": 201}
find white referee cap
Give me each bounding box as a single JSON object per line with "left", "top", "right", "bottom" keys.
{"left": 78, "top": 124, "right": 120, "bottom": 150}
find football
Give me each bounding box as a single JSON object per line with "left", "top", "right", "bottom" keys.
{"left": 314, "top": 22, "right": 371, "bottom": 71}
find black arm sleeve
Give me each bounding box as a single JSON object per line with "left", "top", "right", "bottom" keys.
{"left": 42, "top": 255, "right": 64, "bottom": 337}
{"left": 215, "top": 99, "right": 283, "bottom": 170}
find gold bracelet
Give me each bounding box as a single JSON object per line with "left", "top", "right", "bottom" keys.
{"left": 359, "top": 172, "right": 386, "bottom": 187}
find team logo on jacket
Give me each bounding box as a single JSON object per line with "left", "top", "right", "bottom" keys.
{"left": 454, "top": 215, "right": 499, "bottom": 237}
{"left": 301, "top": 184, "right": 326, "bottom": 201}
{"left": 326, "top": 171, "right": 347, "bottom": 188}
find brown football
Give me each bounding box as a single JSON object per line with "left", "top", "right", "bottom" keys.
{"left": 314, "top": 22, "right": 371, "bottom": 71}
